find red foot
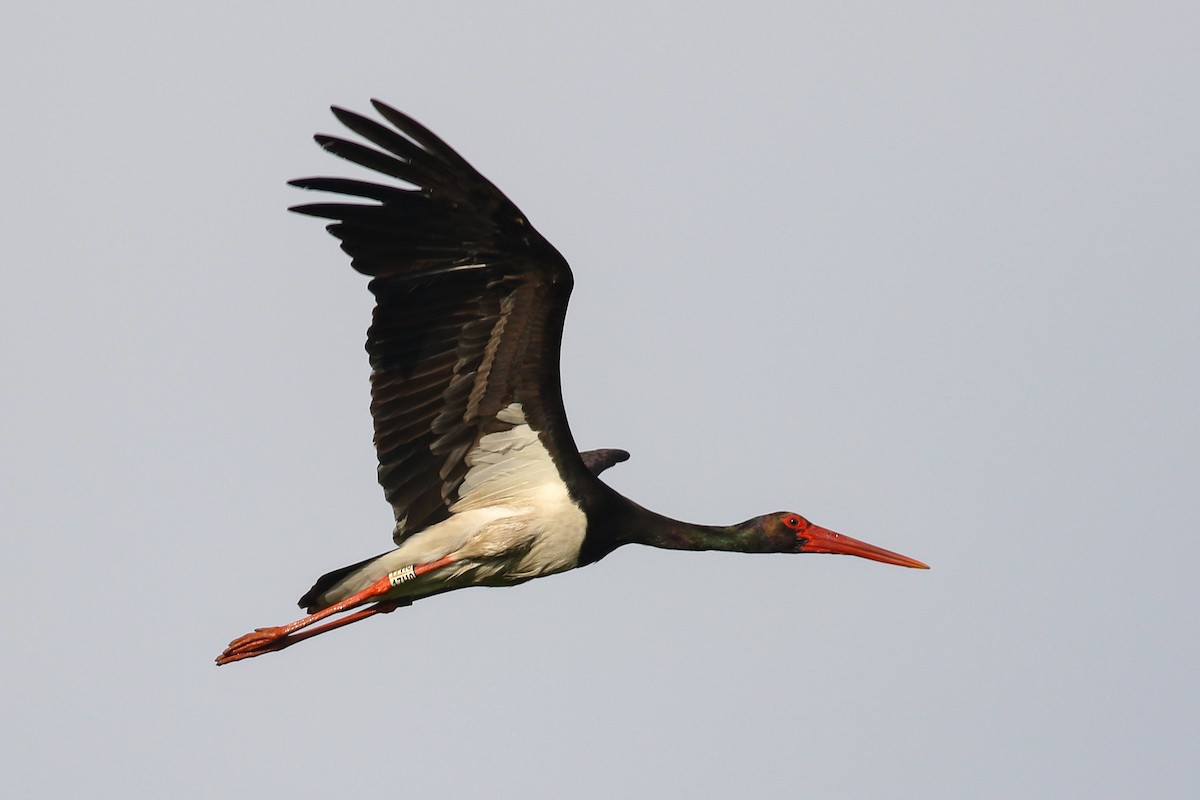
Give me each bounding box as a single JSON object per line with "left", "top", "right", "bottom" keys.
{"left": 216, "top": 626, "right": 294, "bottom": 665}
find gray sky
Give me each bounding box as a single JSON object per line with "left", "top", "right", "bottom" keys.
{"left": 3, "top": 2, "right": 1197, "bottom": 797}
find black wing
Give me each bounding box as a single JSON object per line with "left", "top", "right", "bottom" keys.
{"left": 291, "top": 101, "right": 595, "bottom": 543}
{"left": 579, "top": 448, "right": 630, "bottom": 476}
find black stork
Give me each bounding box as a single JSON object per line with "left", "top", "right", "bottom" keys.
{"left": 216, "top": 101, "right": 927, "bottom": 666}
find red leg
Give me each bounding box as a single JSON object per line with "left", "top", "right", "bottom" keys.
{"left": 215, "top": 555, "right": 456, "bottom": 665}
{"left": 215, "top": 600, "right": 406, "bottom": 665}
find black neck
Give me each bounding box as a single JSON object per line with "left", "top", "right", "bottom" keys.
{"left": 578, "top": 484, "right": 771, "bottom": 565}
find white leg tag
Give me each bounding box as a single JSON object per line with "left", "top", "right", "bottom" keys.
{"left": 387, "top": 565, "right": 417, "bottom": 586}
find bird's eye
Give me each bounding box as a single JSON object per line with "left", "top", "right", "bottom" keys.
{"left": 782, "top": 514, "right": 808, "bottom": 531}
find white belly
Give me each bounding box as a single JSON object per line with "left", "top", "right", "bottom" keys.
{"left": 320, "top": 402, "right": 588, "bottom": 604}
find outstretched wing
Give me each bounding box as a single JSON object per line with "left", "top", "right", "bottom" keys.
{"left": 291, "top": 101, "right": 595, "bottom": 543}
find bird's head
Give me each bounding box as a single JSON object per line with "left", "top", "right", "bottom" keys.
{"left": 760, "top": 512, "right": 928, "bottom": 568}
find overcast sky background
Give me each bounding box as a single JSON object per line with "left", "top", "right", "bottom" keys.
{"left": 3, "top": 2, "right": 1197, "bottom": 797}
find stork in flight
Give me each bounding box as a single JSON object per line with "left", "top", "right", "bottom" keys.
{"left": 216, "top": 101, "right": 927, "bottom": 665}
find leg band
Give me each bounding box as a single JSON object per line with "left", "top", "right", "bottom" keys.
{"left": 387, "top": 565, "right": 417, "bottom": 586}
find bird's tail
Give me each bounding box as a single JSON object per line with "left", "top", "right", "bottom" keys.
{"left": 298, "top": 551, "right": 391, "bottom": 613}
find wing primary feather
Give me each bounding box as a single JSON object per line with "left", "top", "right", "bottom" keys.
{"left": 368, "top": 100, "right": 480, "bottom": 175}
{"left": 289, "top": 177, "right": 416, "bottom": 203}
{"left": 330, "top": 107, "right": 440, "bottom": 172}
